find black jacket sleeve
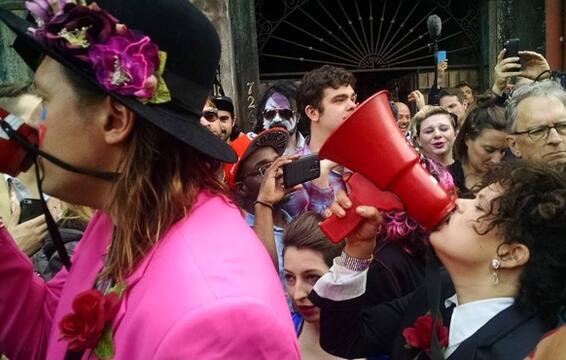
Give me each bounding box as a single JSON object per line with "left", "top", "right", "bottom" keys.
{"left": 308, "top": 288, "right": 415, "bottom": 358}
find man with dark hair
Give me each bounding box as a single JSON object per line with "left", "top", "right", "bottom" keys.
{"left": 280, "top": 65, "right": 357, "bottom": 217}
{"left": 456, "top": 81, "right": 476, "bottom": 107}
{"left": 254, "top": 81, "right": 305, "bottom": 155}
{"left": 211, "top": 95, "right": 239, "bottom": 143}
{"left": 439, "top": 87, "right": 468, "bottom": 128}
{"left": 297, "top": 65, "right": 357, "bottom": 154}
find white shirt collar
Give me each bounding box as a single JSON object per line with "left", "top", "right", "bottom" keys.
{"left": 444, "top": 294, "right": 514, "bottom": 357}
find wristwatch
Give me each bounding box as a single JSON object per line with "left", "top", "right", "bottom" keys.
{"left": 339, "top": 250, "right": 373, "bottom": 272}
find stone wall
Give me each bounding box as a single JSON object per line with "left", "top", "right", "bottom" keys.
{"left": 0, "top": 2, "right": 33, "bottom": 84}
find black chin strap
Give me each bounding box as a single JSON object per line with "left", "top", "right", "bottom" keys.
{"left": 34, "top": 161, "right": 72, "bottom": 270}
{"left": 0, "top": 120, "right": 118, "bottom": 181}
{"left": 1, "top": 120, "right": 119, "bottom": 271}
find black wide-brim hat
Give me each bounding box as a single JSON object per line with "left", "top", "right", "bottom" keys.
{"left": 0, "top": 0, "right": 237, "bottom": 163}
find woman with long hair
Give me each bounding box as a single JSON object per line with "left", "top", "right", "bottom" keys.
{"left": 0, "top": 1, "right": 299, "bottom": 358}
{"left": 448, "top": 99, "right": 508, "bottom": 198}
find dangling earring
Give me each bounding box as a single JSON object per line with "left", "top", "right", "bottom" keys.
{"left": 491, "top": 258, "right": 501, "bottom": 285}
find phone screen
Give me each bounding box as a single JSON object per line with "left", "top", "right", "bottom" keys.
{"left": 437, "top": 50, "right": 447, "bottom": 64}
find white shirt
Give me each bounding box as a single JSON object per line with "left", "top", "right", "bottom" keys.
{"left": 444, "top": 294, "right": 514, "bottom": 357}
{"left": 313, "top": 260, "right": 515, "bottom": 357}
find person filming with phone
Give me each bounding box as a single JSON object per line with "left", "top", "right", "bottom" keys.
{"left": 0, "top": 83, "right": 50, "bottom": 256}
{"left": 226, "top": 129, "right": 335, "bottom": 285}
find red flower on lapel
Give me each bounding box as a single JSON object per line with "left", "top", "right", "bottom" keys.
{"left": 403, "top": 313, "right": 449, "bottom": 355}
{"left": 59, "top": 289, "right": 120, "bottom": 351}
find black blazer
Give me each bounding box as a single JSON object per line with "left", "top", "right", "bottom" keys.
{"left": 309, "top": 272, "right": 551, "bottom": 360}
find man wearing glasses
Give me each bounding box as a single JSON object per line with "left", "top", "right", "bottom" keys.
{"left": 254, "top": 81, "right": 306, "bottom": 155}
{"left": 200, "top": 96, "right": 239, "bottom": 144}
{"left": 507, "top": 80, "right": 566, "bottom": 169}
{"left": 225, "top": 128, "right": 296, "bottom": 305}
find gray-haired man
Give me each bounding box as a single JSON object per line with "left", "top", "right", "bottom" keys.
{"left": 506, "top": 80, "right": 566, "bottom": 167}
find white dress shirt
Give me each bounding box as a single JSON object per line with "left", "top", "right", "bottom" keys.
{"left": 444, "top": 295, "right": 514, "bottom": 357}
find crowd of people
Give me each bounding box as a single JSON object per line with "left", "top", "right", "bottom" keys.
{"left": 0, "top": 0, "right": 566, "bottom": 359}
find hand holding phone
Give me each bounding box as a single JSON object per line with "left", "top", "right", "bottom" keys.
{"left": 255, "top": 155, "right": 299, "bottom": 208}
{"left": 19, "top": 198, "right": 44, "bottom": 223}
{"left": 436, "top": 50, "right": 447, "bottom": 64}
{"left": 283, "top": 154, "right": 321, "bottom": 188}
{"left": 503, "top": 38, "right": 520, "bottom": 59}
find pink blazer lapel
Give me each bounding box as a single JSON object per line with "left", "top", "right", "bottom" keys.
{"left": 48, "top": 212, "right": 114, "bottom": 358}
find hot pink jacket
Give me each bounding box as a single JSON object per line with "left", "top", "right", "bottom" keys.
{"left": 0, "top": 192, "right": 300, "bottom": 359}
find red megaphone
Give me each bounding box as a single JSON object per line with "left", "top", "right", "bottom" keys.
{"left": 319, "top": 91, "right": 455, "bottom": 243}
{"left": 0, "top": 107, "right": 39, "bottom": 176}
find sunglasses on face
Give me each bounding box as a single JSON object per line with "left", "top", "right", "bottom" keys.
{"left": 263, "top": 108, "right": 294, "bottom": 121}
{"left": 202, "top": 109, "right": 219, "bottom": 122}
{"left": 513, "top": 121, "right": 566, "bottom": 142}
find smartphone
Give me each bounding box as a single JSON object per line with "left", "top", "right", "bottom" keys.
{"left": 283, "top": 154, "right": 321, "bottom": 188}
{"left": 503, "top": 38, "right": 520, "bottom": 58}
{"left": 436, "top": 50, "right": 447, "bottom": 64}
{"left": 18, "top": 198, "right": 44, "bottom": 223}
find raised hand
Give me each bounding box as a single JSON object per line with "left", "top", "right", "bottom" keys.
{"left": 7, "top": 202, "right": 47, "bottom": 256}
{"left": 519, "top": 50, "right": 551, "bottom": 80}
{"left": 491, "top": 49, "right": 523, "bottom": 96}
{"left": 408, "top": 90, "right": 426, "bottom": 111}
{"left": 324, "top": 189, "right": 383, "bottom": 259}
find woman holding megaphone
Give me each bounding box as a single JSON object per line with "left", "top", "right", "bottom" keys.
{"left": 310, "top": 161, "right": 566, "bottom": 360}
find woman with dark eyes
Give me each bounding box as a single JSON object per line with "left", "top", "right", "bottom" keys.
{"left": 283, "top": 212, "right": 348, "bottom": 360}
{"left": 448, "top": 99, "right": 508, "bottom": 198}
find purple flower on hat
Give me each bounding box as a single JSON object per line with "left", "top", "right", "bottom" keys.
{"left": 88, "top": 35, "right": 160, "bottom": 99}
{"left": 33, "top": 2, "right": 118, "bottom": 61}
{"left": 25, "top": 0, "right": 171, "bottom": 104}
{"left": 26, "top": 0, "right": 62, "bottom": 26}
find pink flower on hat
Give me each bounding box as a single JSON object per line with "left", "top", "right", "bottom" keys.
{"left": 88, "top": 35, "right": 159, "bottom": 99}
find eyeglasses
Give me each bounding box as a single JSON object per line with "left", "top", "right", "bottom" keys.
{"left": 201, "top": 109, "right": 218, "bottom": 122}
{"left": 512, "top": 121, "right": 566, "bottom": 142}
{"left": 241, "top": 162, "right": 273, "bottom": 179}
{"left": 263, "top": 108, "right": 294, "bottom": 121}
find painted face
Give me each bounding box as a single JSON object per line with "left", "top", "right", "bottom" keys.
{"left": 418, "top": 114, "right": 456, "bottom": 162}
{"left": 262, "top": 92, "right": 297, "bottom": 134}
{"left": 465, "top": 129, "right": 507, "bottom": 174}
{"left": 396, "top": 102, "right": 411, "bottom": 134}
{"left": 509, "top": 96, "right": 566, "bottom": 166}
{"left": 7, "top": 93, "right": 42, "bottom": 124}
{"left": 439, "top": 95, "right": 467, "bottom": 127}
{"left": 30, "top": 57, "right": 109, "bottom": 202}
{"left": 199, "top": 104, "right": 222, "bottom": 139}
{"left": 430, "top": 184, "right": 503, "bottom": 276}
{"left": 284, "top": 247, "right": 330, "bottom": 323}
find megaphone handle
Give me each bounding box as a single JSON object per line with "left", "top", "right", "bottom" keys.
{"left": 319, "top": 194, "right": 364, "bottom": 243}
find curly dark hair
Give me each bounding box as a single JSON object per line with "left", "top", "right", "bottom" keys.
{"left": 296, "top": 65, "right": 356, "bottom": 127}
{"left": 477, "top": 160, "right": 566, "bottom": 326}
